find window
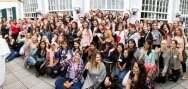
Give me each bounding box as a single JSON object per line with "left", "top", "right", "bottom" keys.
{"left": 90, "top": 0, "right": 124, "bottom": 13}
{"left": 141, "top": 0, "right": 169, "bottom": 21}
{"left": 180, "top": 0, "right": 188, "bottom": 23}
{"left": 23, "top": 0, "right": 38, "bottom": 18}
{"left": 48, "top": 0, "right": 73, "bottom": 16}
{"left": 48, "top": 0, "right": 72, "bottom": 11}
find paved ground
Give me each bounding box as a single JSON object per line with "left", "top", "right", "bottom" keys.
{"left": 1, "top": 57, "right": 188, "bottom": 89}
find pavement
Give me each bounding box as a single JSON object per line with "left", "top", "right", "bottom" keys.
{"left": 1, "top": 57, "right": 188, "bottom": 89}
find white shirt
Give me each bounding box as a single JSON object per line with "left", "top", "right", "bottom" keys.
{"left": 115, "top": 31, "right": 126, "bottom": 44}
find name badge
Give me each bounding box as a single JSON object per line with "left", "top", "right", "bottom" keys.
{"left": 118, "top": 59, "right": 122, "bottom": 62}
{"left": 173, "top": 55, "right": 177, "bottom": 59}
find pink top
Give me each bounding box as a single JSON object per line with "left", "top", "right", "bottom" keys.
{"left": 78, "top": 29, "right": 93, "bottom": 47}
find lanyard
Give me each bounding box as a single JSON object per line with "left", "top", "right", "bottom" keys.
{"left": 145, "top": 31, "right": 150, "bottom": 41}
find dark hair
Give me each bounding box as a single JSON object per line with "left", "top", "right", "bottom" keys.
{"left": 72, "top": 41, "right": 80, "bottom": 52}
{"left": 75, "top": 51, "right": 83, "bottom": 57}
{"left": 109, "top": 43, "right": 124, "bottom": 61}
{"left": 71, "top": 21, "right": 78, "bottom": 29}
{"left": 171, "top": 39, "right": 178, "bottom": 46}
{"left": 160, "top": 23, "right": 171, "bottom": 35}
{"left": 128, "top": 39, "right": 137, "bottom": 53}
{"left": 37, "top": 41, "right": 47, "bottom": 58}
{"left": 117, "top": 43, "right": 124, "bottom": 54}
{"left": 137, "top": 62, "right": 147, "bottom": 89}
{"left": 144, "top": 40, "right": 152, "bottom": 55}
{"left": 90, "top": 41, "right": 97, "bottom": 47}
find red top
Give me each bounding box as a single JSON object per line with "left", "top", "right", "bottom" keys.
{"left": 11, "top": 24, "right": 20, "bottom": 35}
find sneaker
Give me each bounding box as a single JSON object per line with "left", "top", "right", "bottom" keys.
{"left": 25, "top": 64, "right": 30, "bottom": 69}
{"left": 182, "top": 73, "right": 187, "bottom": 80}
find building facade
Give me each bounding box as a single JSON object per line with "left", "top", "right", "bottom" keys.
{"left": 0, "top": 2, "right": 23, "bottom": 21}
{"left": 1, "top": 0, "right": 188, "bottom": 24}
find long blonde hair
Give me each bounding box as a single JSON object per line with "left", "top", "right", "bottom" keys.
{"left": 88, "top": 52, "right": 101, "bottom": 72}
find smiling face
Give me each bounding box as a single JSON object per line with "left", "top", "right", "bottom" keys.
{"left": 123, "top": 50, "right": 129, "bottom": 58}
{"left": 144, "top": 42, "right": 150, "bottom": 50}
{"left": 117, "top": 45, "right": 123, "bottom": 53}
{"left": 95, "top": 53, "right": 101, "bottom": 63}
{"left": 171, "top": 40, "right": 177, "bottom": 49}
{"left": 74, "top": 42, "right": 79, "bottom": 49}
{"left": 74, "top": 52, "right": 81, "bottom": 62}
{"left": 40, "top": 42, "right": 46, "bottom": 49}
{"left": 128, "top": 40, "right": 135, "bottom": 49}
{"left": 133, "top": 62, "right": 140, "bottom": 74}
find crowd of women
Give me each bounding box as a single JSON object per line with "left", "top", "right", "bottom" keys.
{"left": 0, "top": 10, "right": 188, "bottom": 89}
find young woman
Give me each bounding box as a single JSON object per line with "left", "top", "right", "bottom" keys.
{"left": 82, "top": 52, "right": 106, "bottom": 89}
{"left": 98, "top": 29, "right": 114, "bottom": 59}
{"left": 125, "top": 62, "right": 146, "bottom": 89}
{"left": 155, "top": 40, "right": 170, "bottom": 83}
{"left": 160, "top": 23, "right": 171, "bottom": 47}
{"left": 126, "top": 24, "right": 139, "bottom": 47}
{"left": 5, "top": 35, "right": 23, "bottom": 62}
{"left": 72, "top": 41, "right": 81, "bottom": 56}
{"left": 18, "top": 32, "right": 31, "bottom": 55}
{"left": 139, "top": 24, "right": 153, "bottom": 48}
{"left": 173, "top": 27, "right": 188, "bottom": 79}
{"left": 151, "top": 22, "right": 162, "bottom": 49}
{"left": 53, "top": 41, "right": 73, "bottom": 78}
{"left": 68, "top": 22, "right": 79, "bottom": 49}
{"left": 35, "top": 41, "right": 49, "bottom": 77}
{"left": 24, "top": 35, "right": 38, "bottom": 68}
{"left": 109, "top": 43, "right": 124, "bottom": 64}
{"left": 114, "top": 23, "right": 126, "bottom": 44}
{"left": 127, "top": 39, "right": 141, "bottom": 61}
{"left": 55, "top": 51, "right": 85, "bottom": 89}
{"left": 51, "top": 34, "right": 58, "bottom": 43}
{"left": 139, "top": 40, "right": 156, "bottom": 73}
{"left": 57, "top": 35, "right": 65, "bottom": 47}
{"left": 168, "top": 40, "right": 183, "bottom": 82}
{"left": 10, "top": 20, "right": 20, "bottom": 40}
{"left": 115, "top": 48, "right": 133, "bottom": 82}
{"left": 77, "top": 21, "right": 93, "bottom": 47}
{"left": 46, "top": 42, "right": 60, "bottom": 77}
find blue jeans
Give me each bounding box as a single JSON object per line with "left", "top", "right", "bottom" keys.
{"left": 115, "top": 67, "right": 128, "bottom": 80}
{"left": 55, "top": 77, "right": 82, "bottom": 89}
{"left": 5, "top": 50, "right": 19, "bottom": 62}
{"left": 27, "top": 56, "right": 36, "bottom": 66}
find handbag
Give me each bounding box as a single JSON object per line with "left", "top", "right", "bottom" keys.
{"left": 182, "top": 37, "right": 187, "bottom": 62}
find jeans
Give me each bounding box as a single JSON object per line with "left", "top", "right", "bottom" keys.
{"left": 27, "top": 56, "right": 36, "bottom": 66}
{"left": 55, "top": 77, "right": 82, "bottom": 89}
{"left": 115, "top": 67, "right": 128, "bottom": 81}
{"left": 5, "top": 50, "right": 19, "bottom": 62}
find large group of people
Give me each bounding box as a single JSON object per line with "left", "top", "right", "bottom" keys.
{"left": 0, "top": 9, "right": 188, "bottom": 89}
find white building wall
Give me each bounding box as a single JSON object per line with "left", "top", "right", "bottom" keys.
{"left": 12, "top": 0, "right": 188, "bottom": 23}
{"left": 0, "top": 2, "right": 23, "bottom": 20}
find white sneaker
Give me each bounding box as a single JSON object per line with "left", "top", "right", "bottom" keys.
{"left": 182, "top": 73, "right": 187, "bottom": 80}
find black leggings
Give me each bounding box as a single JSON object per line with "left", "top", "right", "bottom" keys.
{"left": 181, "top": 62, "right": 186, "bottom": 73}
{"left": 169, "top": 69, "right": 180, "bottom": 82}
{"left": 12, "top": 34, "right": 18, "bottom": 40}
{"left": 35, "top": 61, "right": 46, "bottom": 75}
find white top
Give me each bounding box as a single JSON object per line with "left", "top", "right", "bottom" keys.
{"left": 115, "top": 31, "right": 126, "bottom": 44}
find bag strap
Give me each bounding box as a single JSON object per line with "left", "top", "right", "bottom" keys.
{"left": 183, "top": 36, "right": 185, "bottom": 51}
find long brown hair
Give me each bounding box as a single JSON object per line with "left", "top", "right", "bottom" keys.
{"left": 88, "top": 52, "right": 101, "bottom": 71}
{"left": 174, "top": 27, "right": 184, "bottom": 37}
